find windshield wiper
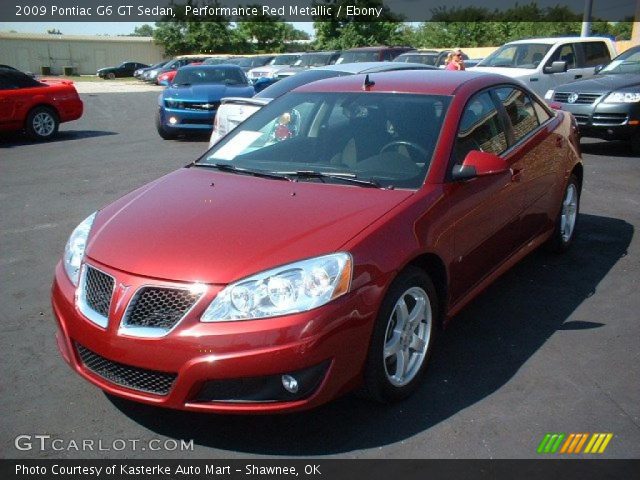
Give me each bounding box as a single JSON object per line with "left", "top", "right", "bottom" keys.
{"left": 193, "top": 162, "right": 291, "bottom": 181}
{"left": 275, "top": 170, "right": 383, "bottom": 188}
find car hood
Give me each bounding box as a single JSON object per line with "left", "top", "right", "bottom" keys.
{"left": 164, "top": 84, "right": 254, "bottom": 101}
{"left": 469, "top": 66, "right": 536, "bottom": 78}
{"left": 251, "top": 65, "right": 290, "bottom": 74}
{"left": 97, "top": 67, "right": 115, "bottom": 73}
{"left": 86, "top": 168, "right": 413, "bottom": 284}
{"left": 556, "top": 74, "right": 640, "bottom": 93}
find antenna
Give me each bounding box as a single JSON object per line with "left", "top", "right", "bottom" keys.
{"left": 362, "top": 74, "right": 375, "bottom": 90}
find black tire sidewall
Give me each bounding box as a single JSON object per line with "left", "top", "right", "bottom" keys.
{"left": 363, "top": 267, "right": 439, "bottom": 403}
{"left": 26, "top": 106, "right": 59, "bottom": 141}
{"left": 155, "top": 110, "right": 175, "bottom": 140}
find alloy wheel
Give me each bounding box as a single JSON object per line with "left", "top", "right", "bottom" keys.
{"left": 383, "top": 286, "right": 432, "bottom": 387}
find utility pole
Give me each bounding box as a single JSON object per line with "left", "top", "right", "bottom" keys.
{"left": 632, "top": 0, "right": 640, "bottom": 45}
{"left": 581, "top": 0, "right": 593, "bottom": 37}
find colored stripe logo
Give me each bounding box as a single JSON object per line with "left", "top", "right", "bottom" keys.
{"left": 537, "top": 433, "right": 613, "bottom": 454}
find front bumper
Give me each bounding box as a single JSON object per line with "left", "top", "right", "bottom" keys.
{"left": 51, "top": 261, "right": 379, "bottom": 413}
{"left": 159, "top": 107, "right": 216, "bottom": 133}
{"left": 556, "top": 100, "right": 640, "bottom": 140}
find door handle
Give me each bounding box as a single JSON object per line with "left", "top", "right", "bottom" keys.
{"left": 574, "top": 74, "right": 582, "bottom": 79}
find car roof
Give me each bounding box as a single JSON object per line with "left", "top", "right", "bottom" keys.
{"left": 314, "top": 61, "right": 435, "bottom": 74}
{"left": 180, "top": 64, "right": 244, "bottom": 71}
{"left": 507, "top": 36, "right": 612, "bottom": 45}
{"left": 293, "top": 70, "right": 506, "bottom": 95}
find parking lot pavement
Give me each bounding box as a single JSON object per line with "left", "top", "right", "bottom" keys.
{"left": 1, "top": 92, "right": 639, "bottom": 459}
{"left": 72, "top": 79, "right": 164, "bottom": 94}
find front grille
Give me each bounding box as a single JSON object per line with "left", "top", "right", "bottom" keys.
{"left": 123, "top": 287, "right": 200, "bottom": 330}
{"left": 76, "top": 343, "right": 176, "bottom": 395}
{"left": 554, "top": 92, "right": 602, "bottom": 104}
{"left": 592, "top": 113, "right": 628, "bottom": 126}
{"left": 184, "top": 101, "right": 220, "bottom": 111}
{"left": 573, "top": 113, "right": 590, "bottom": 125}
{"left": 180, "top": 118, "right": 213, "bottom": 125}
{"left": 84, "top": 266, "right": 114, "bottom": 318}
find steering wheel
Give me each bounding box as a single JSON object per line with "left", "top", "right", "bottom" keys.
{"left": 380, "top": 141, "right": 429, "bottom": 159}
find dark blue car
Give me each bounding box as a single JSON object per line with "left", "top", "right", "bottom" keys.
{"left": 156, "top": 65, "right": 254, "bottom": 139}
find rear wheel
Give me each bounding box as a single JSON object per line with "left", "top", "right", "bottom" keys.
{"left": 546, "top": 174, "right": 580, "bottom": 253}
{"left": 155, "top": 111, "right": 176, "bottom": 140}
{"left": 25, "top": 106, "right": 59, "bottom": 141}
{"left": 630, "top": 135, "right": 640, "bottom": 155}
{"left": 363, "top": 267, "right": 438, "bottom": 403}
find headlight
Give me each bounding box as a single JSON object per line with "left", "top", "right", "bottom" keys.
{"left": 603, "top": 91, "right": 640, "bottom": 103}
{"left": 201, "top": 253, "right": 352, "bottom": 322}
{"left": 544, "top": 89, "right": 554, "bottom": 100}
{"left": 63, "top": 212, "right": 97, "bottom": 286}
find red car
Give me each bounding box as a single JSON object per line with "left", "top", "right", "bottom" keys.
{"left": 52, "top": 71, "right": 582, "bottom": 413}
{"left": 0, "top": 66, "right": 83, "bottom": 140}
{"left": 157, "top": 62, "right": 203, "bottom": 87}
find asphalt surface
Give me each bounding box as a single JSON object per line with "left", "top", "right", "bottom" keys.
{"left": 1, "top": 91, "right": 639, "bottom": 459}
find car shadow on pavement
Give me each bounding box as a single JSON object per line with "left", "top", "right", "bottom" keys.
{"left": 107, "top": 212, "right": 633, "bottom": 456}
{"left": 0, "top": 130, "right": 117, "bottom": 147}
{"left": 580, "top": 139, "right": 637, "bottom": 158}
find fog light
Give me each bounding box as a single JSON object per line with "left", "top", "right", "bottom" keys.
{"left": 281, "top": 374, "right": 299, "bottom": 393}
{"left": 169, "top": 117, "right": 177, "bottom": 125}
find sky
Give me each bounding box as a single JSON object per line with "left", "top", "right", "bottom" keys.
{"left": 0, "top": 21, "right": 317, "bottom": 37}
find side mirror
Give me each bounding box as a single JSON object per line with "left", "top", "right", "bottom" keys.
{"left": 544, "top": 61, "right": 568, "bottom": 74}
{"left": 594, "top": 64, "right": 604, "bottom": 74}
{"left": 451, "top": 150, "right": 510, "bottom": 181}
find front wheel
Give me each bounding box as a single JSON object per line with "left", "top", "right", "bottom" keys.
{"left": 546, "top": 174, "right": 580, "bottom": 253}
{"left": 363, "top": 267, "right": 438, "bottom": 403}
{"left": 106, "top": 72, "right": 115, "bottom": 80}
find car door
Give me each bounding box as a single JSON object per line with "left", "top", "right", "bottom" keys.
{"left": 494, "top": 86, "right": 563, "bottom": 243}
{"left": 446, "top": 90, "right": 527, "bottom": 302}
{"left": 0, "top": 71, "right": 20, "bottom": 125}
{"left": 542, "top": 43, "right": 581, "bottom": 92}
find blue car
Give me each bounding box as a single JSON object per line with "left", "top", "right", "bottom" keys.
{"left": 156, "top": 65, "right": 254, "bottom": 139}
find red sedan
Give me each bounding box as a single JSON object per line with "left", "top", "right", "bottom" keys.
{"left": 0, "top": 66, "right": 83, "bottom": 140}
{"left": 51, "top": 71, "right": 582, "bottom": 413}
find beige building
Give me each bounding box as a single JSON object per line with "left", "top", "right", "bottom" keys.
{"left": 0, "top": 32, "right": 166, "bottom": 75}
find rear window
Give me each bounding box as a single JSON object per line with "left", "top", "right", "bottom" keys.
{"left": 256, "top": 70, "right": 349, "bottom": 99}
{"left": 580, "top": 42, "right": 611, "bottom": 67}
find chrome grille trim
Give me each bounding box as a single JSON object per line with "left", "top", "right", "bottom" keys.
{"left": 77, "top": 265, "right": 115, "bottom": 328}
{"left": 76, "top": 343, "right": 177, "bottom": 396}
{"left": 553, "top": 92, "right": 603, "bottom": 104}
{"left": 119, "top": 285, "right": 203, "bottom": 338}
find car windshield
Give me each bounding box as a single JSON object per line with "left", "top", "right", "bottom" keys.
{"left": 395, "top": 54, "right": 438, "bottom": 66}
{"left": 203, "top": 57, "right": 231, "bottom": 65}
{"left": 198, "top": 92, "right": 450, "bottom": 189}
{"left": 173, "top": 67, "right": 247, "bottom": 86}
{"left": 270, "top": 55, "right": 300, "bottom": 66}
{"left": 337, "top": 51, "right": 379, "bottom": 63}
{"left": 600, "top": 48, "right": 640, "bottom": 74}
{"left": 295, "top": 54, "right": 334, "bottom": 67}
{"left": 478, "top": 43, "right": 552, "bottom": 69}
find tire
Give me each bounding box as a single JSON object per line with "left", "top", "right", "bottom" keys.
{"left": 25, "top": 106, "right": 59, "bottom": 141}
{"left": 363, "top": 267, "right": 439, "bottom": 403}
{"left": 546, "top": 174, "right": 580, "bottom": 253}
{"left": 107, "top": 72, "right": 115, "bottom": 80}
{"left": 155, "top": 111, "right": 176, "bottom": 140}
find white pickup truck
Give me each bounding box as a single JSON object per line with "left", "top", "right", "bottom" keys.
{"left": 470, "top": 37, "right": 617, "bottom": 97}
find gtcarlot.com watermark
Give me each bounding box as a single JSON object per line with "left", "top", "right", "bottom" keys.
{"left": 14, "top": 434, "right": 194, "bottom": 452}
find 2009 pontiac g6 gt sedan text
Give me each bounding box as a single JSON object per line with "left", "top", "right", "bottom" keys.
{"left": 51, "top": 71, "right": 582, "bottom": 413}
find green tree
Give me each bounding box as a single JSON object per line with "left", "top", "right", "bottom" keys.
{"left": 313, "top": 0, "right": 402, "bottom": 49}
{"left": 130, "top": 24, "right": 154, "bottom": 37}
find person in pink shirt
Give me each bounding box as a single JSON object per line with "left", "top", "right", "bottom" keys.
{"left": 445, "top": 49, "right": 466, "bottom": 71}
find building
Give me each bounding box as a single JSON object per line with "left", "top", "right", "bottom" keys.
{"left": 0, "top": 32, "right": 166, "bottom": 75}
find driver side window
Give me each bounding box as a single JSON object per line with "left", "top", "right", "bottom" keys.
{"left": 547, "top": 44, "right": 577, "bottom": 69}
{"left": 453, "top": 92, "right": 508, "bottom": 165}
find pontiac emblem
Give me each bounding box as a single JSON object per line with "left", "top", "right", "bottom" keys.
{"left": 567, "top": 93, "right": 579, "bottom": 104}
